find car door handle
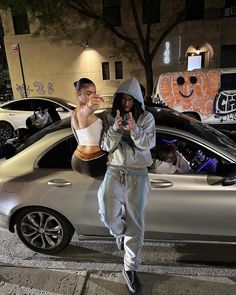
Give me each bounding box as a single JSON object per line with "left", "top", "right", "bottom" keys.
{"left": 150, "top": 179, "right": 173, "bottom": 188}
{"left": 48, "top": 179, "right": 72, "bottom": 187}
{"left": 8, "top": 113, "right": 15, "bottom": 116}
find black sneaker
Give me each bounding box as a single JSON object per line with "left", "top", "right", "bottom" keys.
{"left": 122, "top": 269, "right": 139, "bottom": 294}
{"left": 116, "top": 235, "right": 124, "bottom": 251}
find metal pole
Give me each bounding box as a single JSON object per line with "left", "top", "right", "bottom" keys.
{"left": 17, "top": 44, "right": 27, "bottom": 97}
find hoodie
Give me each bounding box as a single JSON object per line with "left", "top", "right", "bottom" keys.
{"left": 100, "top": 77, "right": 156, "bottom": 169}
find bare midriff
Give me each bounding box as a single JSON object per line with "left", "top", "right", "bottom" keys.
{"left": 77, "top": 145, "right": 102, "bottom": 154}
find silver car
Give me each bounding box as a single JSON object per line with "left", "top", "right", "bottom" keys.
{"left": 0, "top": 107, "right": 236, "bottom": 254}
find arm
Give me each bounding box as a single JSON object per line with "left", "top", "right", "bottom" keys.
{"left": 130, "top": 112, "right": 156, "bottom": 150}
{"left": 80, "top": 94, "right": 104, "bottom": 118}
{"left": 100, "top": 111, "right": 123, "bottom": 152}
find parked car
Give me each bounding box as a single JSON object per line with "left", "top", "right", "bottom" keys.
{"left": 0, "top": 107, "right": 236, "bottom": 255}
{"left": 0, "top": 97, "right": 76, "bottom": 141}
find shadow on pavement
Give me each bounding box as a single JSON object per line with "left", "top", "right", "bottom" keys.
{"left": 174, "top": 242, "right": 236, "bottom": 265}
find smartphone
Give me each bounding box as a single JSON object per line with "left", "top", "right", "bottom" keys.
{"left": 122, "top": 113, "right": 129, "bottom": 130}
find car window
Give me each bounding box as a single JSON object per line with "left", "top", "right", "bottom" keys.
{"left": 37, "top": 135, "right": 77, "bottom": 169}
{"left": 1, "top": 100, "right": 32, "bottom": 111}
{"left": 148, "top": 107, "right": 236, "bottom": 158}
{"left": 149, "top": 132, "right": 224, "bottom": 175}
{"left": 30, "top": 99, "right": 68, "bottom": 112}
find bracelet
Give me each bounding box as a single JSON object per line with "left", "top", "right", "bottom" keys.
{"left": 86, "top": 103, "right": 97, "bottom": 112}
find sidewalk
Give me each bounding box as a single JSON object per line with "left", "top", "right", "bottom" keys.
{"left": 0, "top": 266, "right": 236, "bottom": 295}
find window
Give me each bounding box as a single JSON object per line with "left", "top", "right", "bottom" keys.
{"left": 187, "top": 55, "right": 202, "bottom": 71}
{"left": 220, "top": 45, "right": 236, "bottom": 68}
{"left": 103, "top": 0, "right": 121, "bottom": 26}
{"left": 221, "top": 73, "right": 236, "bottom": 90}
{"left": 102, "top": 62, "right": 110, "bottom": 80}
{"left": 187, "top": 52, "right": 205, "bottom": 70}
{"left": 225, "top": 0, "right": 236, "bottom": 7}
{"left": 142, "top": 0, "right": 160, "bottom": 24}
{"left": 115, "top": 61, "right": 123, "bottom": 79}
{"left": 11, "top": 7, "right": 30, "bottom": 35}
{"left": 149, "top": 132, "right": 222, "bottom": 175}
{"left": 31, "top": 99, "right": 68, "bottom": 112}
{"left": 38, "top": 136, "right": 77, "bottom": 169}
{"left": 185, "top": 0, "right": 204, "bottom": 20}
{"left": 1, "top": 100, "right": 32, "bottom": 111}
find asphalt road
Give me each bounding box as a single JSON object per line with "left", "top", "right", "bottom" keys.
{"left": 1, "top": 228, "right": 236, "bottom": 278}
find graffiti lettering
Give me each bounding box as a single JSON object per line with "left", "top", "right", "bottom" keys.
{"left": 214, "top": 91, "right": 236, "bottom": 122}
{"left": 33, "top": 81, "right": 46, "bottom": 95}
{"left": 16, "top": 81, "right": 55, "bottom": 96}
{"left": 16, "top": 84, "right": 33, "bottom": 97}
{"left": 48, "top": 83, "right": 54, "bottom": 95}
{"left": 214, "top": 91, "right": 236, "bottom": 115}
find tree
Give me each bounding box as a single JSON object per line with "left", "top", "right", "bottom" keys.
{"left": 0, "top": 0, "right": 193, "bottom": 99}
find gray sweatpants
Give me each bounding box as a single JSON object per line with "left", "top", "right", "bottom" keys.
{"left": 97, "top": 165, "right": 151, "bottom": 271}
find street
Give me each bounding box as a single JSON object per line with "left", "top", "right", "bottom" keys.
{"left": 1, "top": 228, "right": 236, "bottom": 294}
{"left": 1, "top": 228, "right": 236, "bottom": 275}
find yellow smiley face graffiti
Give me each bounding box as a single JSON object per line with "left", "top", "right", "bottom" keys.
{"left": 158, "top": 70, "right": 221, "bottom": 119}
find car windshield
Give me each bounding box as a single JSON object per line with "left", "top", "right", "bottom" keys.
{"left": 148, "top": 106, "right": 236, "bottom": 158}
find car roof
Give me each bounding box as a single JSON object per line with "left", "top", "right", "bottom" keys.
{"left": 0, "top": 96, "right": 76, "bottom": 109}
{"left": 15, "top": 106, "right": 236, "bottom": 160}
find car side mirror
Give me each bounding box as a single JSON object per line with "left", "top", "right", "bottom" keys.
{"left": 221, "top": 164, "right": 236, "bottom": 186}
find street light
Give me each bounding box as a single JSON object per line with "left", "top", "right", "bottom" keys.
{"left": 196, "top": 46, "right": 200, "bottom": 55}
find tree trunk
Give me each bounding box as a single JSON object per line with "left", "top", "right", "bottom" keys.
{"left": 144, "top": 60, "right": 154, "bottom": 103}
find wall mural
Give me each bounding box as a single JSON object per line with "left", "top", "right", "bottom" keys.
{"left": 213, "top": 90, "right": 236, "bottom": 122}
{"left": 158, "top": 70, "right": 236, "bottom": 123}
{"left": 158, "top": 70, "right": 221, "bottom": 121}
{"left": 159, "top": 70, "right": 234, "bottom": 121}
{"left": 16, "top": 82, "right": 55, "bottom": 97}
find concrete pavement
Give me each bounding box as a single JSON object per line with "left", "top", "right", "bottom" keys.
{"left": 0, "top": 266, "right": 236, "bottom": 294}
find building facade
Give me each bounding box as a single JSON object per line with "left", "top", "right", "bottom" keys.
{"left": 0, "top": 0, "right": 236, "bottom": 102}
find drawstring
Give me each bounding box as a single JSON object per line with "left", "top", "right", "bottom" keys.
{"left": 119, "top": 169, "right": 127, "bottom": 185}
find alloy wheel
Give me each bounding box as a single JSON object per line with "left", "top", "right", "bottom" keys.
{"left": 20, "top": 211, "right": 63, "bottom": 250}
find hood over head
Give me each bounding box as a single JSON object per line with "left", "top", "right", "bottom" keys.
{"left": 115, "top": 77, "right": 145, "bottom": 110}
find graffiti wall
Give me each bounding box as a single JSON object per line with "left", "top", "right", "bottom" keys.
{"left": 213, "top": 90, "right": 236, "bottom": 122}
{"left": 157, "top": 70, "right": 221, "bottom": 121}
{"left": 16, "top": 81, "right": 55, "bottom": 98}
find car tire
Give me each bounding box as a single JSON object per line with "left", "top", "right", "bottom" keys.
{"left": 15, "top": 207, "right": 75, "bottom": 254}
{"left": 0, "top": 121, "right": 14, "bottom": 141}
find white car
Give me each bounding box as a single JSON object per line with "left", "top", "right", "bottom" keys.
{"left": 0, "top": 97, "right": 76, "bottom": 141}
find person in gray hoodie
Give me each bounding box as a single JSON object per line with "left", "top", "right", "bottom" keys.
{"left": 98, "top": 77, "right": 156, "bottom": 294}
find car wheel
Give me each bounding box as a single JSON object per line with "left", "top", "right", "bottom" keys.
{"left": 0, "top": 121, "right": 14, "bottom": 141}
{"left": 15, "top": 207, "right": 75, "bottom": 254}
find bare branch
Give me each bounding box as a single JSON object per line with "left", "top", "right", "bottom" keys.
{"left": 150, "top": 0, "right": 193, "bottom": 60}
{"left": 145, "top": 22, "right": 151, "bottom": 43}
{"left": 68, "top": 0, "right": 145, "bottom": 65}
{"left": 130, "top": 0, "right": 145, "bottom": 44}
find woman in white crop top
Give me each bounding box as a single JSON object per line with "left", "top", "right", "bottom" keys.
{"left": 71, "top": 78, "right": 107, "bottom": 178}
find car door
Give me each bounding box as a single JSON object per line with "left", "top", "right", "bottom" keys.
{"left": 32, "top": 135, "right": 108, "bottom": 236}
{"left": 145, "top": 132, "right": 236, "bottom": 241}
{"left": 0, "top": 100, "right": 34, "bottom": 128}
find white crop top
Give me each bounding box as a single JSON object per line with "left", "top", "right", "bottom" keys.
{"left": 75, "top": 118, "right": 103, "bottom": 146}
